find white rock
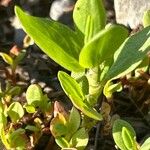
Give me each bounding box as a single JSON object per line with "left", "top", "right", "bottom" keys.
{"left": 114, "top": 0, "right": 150, "bottom": 29}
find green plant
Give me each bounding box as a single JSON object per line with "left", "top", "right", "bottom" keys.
{"left": 14, "top": 0, "right": 150, "bottom": 149}
{"left": 50, "top": 103, "right": 88, "bottom": 150}
{"left": 0, "top": 46, "right": 26, "bottom": 84}
{"left": 113, "top": 119, "right": 150, "bottom": 150}
{"left": 0, "top": 84, "right": 52, "bottom": 149}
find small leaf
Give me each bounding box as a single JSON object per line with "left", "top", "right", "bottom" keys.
{"left": 73, "top": 0, "right": 106, "bottom": 40}
{"left": 50, "top": 113, "right": 68, "bottom": 137}
{"left": 24, "top": 104, "right": 36, "bottom": 113}
{"left": 7, "top": 86, "right": 21, "bottom": 97}
{"left": 104, "top": 26, "right": 150, "bottom": 82}
{"left": 140, "top": 137, "right": 150, "bottom": 150}
{"left": 58, "top": 71, "right": 85, "bottom": 109}
{"left": 0, "top": 52, "right": 13, "bottom": 66}
{"left": 14, "top": 50, "right": 26, "bottom": 65}
{"left": 113, "top": 119, "right": 136, "bottom": 150}
{"left": 39, "top": 94, "right": 50, "bottom": 112}
{"left": 8, "top": 128, "right": 26, "bottom": 149}
{"left": 58, "top": 71, "right": 102, "bottom": 121}
{"left": 79, "top": 25, "right": 128, "bottom": 68}
{"left": 15, "top": 6, "right": 84, "bottom": 72}
{"left": 103, "top": 80, "right": 122, "bottom": 99}
{"left": 0, "top": 127, "right": 11, "bottom": 149}
{"left": 70, "top": 128, "right": 89, "bottom": 150}
{"left": 143, "top": 10, "right": 150, "bottom": 27}
{"left": 71, "top": 72, "right": 89, "bottom": 95}
{"left": 25, "top": 125, "right": 40, "bottom": 132}
{"left": 77, "top": 76, "right": 89, "bottom": 96}
{"left": 122, "top": 127, "right": 136, "bottom": 150}
{"left": 7, "top": 102, "right": 24, "bottom": 123}
{"left": 26, "top": 84, "right": 43, "bottom": 107}
{"left": 68, "top": 107, "right": 81, "bottom": 136}
{"left": 0, "top": 112, "right": 7, "bottom": 130}
{"left": 55, "top": 137, "right": 70, "bottom": 148}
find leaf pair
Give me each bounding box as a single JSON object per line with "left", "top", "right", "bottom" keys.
{"left": 50, "top": 106, "right": 80, "bottom": 138}
{"left": 113, "top": 119, "right": 137, "bottom": 150}
{"left": 14, "top": 0, "right": 107, "bottom": 72}
{"left": 26, "top": 84, "right": 51, "bottom": 113}
{"left": 55, "top": 128, "right": 88, "bottom": 150}
{"left": 113, "top": 119, "right": 150, "bottom": 150}
{"left": 50, "top": 106, "right": 88, "bottom": 150}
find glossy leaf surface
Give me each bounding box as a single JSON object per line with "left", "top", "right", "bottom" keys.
{"left": 122, "top": 127, "right": 136, "bottom": 150}
{"left": 113, "top": 119, "right": 136, "bottom": 150}
{"left": 103, "top": 80, "right": 122, "bottom": 99}
{"left": 50, "top": 113, "right": 68, "bottom": 137}
{"left": 104, "top": 26, "right": 150, "bottom": 81}
{"left": 7, "top": 102, "right": 24, "bottom": 123}
{"left": 140, "top": 137, "right": 150, "bottom": 150}
{"left": 15, "top": 6, "right": 84, "bottom": 72}
{"left": 26, "top": 84, "right": 43, "bottom": 107}
{"left": 0, "top": 112, "right": 7, "bottom": 130}
{"left": 0, "top": 53, "right": 13, "bottom": 66}
{"left": 79, "top": 25, "right": 128, "bottom": 68}
{"left": 58, "top": 71, "right": 102, "bottom": 120}
{"left": 70, "top": 128, "right": 88, "bottom": 150}
{"left": 8, "top": 128, "right": 26, "bottom": 149}
{"left": 68, "top": 107, "right": 80, "bottom": 136}
{"left": 55, "top": 137, "right": 70, "bottom": 148}
{"left": 73, "top": 0, "right": 106, "bottom": 40}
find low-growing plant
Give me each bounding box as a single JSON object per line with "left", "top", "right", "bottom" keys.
{"left": 0, "top": 45, "right": 26, "bottom": 84}
{"left": 0, "top": 84, "right": 52, "bottom": 149}
{"left": 4, "top": 0, "right": 150, "bottom": 149}
{"left": 113, "top": 119, "right": 150, "bottom": 150}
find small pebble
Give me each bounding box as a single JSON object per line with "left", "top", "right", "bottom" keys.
{"left": 44, "top": 87, "right": 53, "bottom": 93}
{"left": 38, "top": 82, "right": 46, "bottom": 88}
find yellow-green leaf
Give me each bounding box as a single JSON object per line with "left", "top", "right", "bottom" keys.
{"left": 73, "top": 0, "right": 106, "bottom": 40}
{"left": 79, "top": 24, "right": 128, "bottom": 68}
{"left": 7, "top": 102, "right": 24, "bottom": 123}
{"left": 58, "top": 71, "right": 102, "bottom": 121}
{"left": 104, "top": 26, "right": 150, "bottom": 81}
{"left": 0, "top": 52, "right": 13, "bottom": 66}
{"left": 15, "top": 6, "right": 84, "bottom": 72}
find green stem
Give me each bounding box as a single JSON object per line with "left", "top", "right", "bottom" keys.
{"left": 86, "top": 66, "right": 104, "bottom": 106}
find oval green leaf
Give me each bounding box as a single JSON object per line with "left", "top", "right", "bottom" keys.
{"left": 79, "top": 25, "right": 128, "bottom": 68}
{"left": 0, "top": 52, "right": 13, "bottom": 66}
{"left": 68, "top": 107, "right": 81, "bottom": 136}
{"left": 70, "top": 128, "right": 89, "bottom": 150}
{"left": 7, "top": 102, "right": 24, "bottom": 123}
{"left": 26, "top": 84, "right": 43, "bottom": 107}
{"left": 122, "top": 127, "right": 136, "bottom": 150}
{"left": 113, "top": 119, "right": 136, "bottom": 150}
{"left": 55, "top": 137, "right": 70, "bottom": 149}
